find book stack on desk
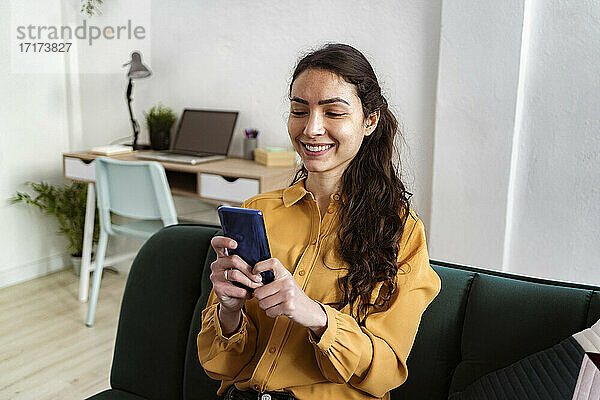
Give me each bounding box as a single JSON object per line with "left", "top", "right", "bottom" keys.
{"left": 90, "top": 145, "right": 134, "bottom": 155}
{"left": 254, "top": 147, "right": 297, "bottom": 167}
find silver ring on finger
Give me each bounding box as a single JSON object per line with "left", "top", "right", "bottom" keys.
{"left": 224, "top": 269, "right": 229, "bottom": 281}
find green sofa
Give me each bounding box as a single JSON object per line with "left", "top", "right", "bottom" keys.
{"left": 86, "top": 224, "right": 600, "bottom": 400}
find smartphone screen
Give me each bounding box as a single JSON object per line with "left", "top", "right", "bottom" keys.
{"left": 217, "top": 206, "right": 274, "bottom": 290}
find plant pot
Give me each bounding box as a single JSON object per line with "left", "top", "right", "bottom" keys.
{"left": 70, "top": 245, "right": 96, "bottom": 276}
{"left": 71, "top": 255, "right": 82, "bottom": 276}
{"left": 150, "top": 129, "right": 170, "bottom": 150}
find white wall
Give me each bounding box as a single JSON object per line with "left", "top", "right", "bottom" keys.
{"left": 504, "top": 0, "right": 600, "bottom": 284}
{"left": 429, "top": 0, "right": 525, "bottom": 268}
{"left": 0, "top": 1, "right": 73, "bottom": 287}
{"left": 429, "top": 0, "right": 600, "bottom": 285}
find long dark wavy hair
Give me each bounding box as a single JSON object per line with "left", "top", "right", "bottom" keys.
{"left": 289, "top": 43, "right": 412, "bottom": 324}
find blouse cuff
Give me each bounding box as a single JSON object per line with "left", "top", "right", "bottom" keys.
{"left": 202, "top": 303, "right": 249, "bottom": 348}
{"left": 307, "top": 302, "right": 338, "bottom": 353}
{"left": 307, "top": 302, "right": 370, "bottom": 382}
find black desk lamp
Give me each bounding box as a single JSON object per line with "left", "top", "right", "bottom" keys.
{"left": 122, "top": 51, "right": 152, "bottom": 150}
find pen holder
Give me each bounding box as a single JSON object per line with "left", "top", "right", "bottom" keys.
{"left": 244, "top": 138, "right": 257, "bottom": 160}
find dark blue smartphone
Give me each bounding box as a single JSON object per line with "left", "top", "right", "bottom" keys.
{"left": 217, "top": 206, "right": 274, "bottom": 292}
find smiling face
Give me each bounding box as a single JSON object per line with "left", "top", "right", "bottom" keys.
{"left": 287, "top": 69, "right": 378, "bottom": 182}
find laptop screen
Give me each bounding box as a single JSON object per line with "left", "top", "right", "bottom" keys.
{"left": 171, "top": 109, "right": 238, "bottom": 155}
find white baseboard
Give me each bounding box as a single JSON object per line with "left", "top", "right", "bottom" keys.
{"left": 0, "top": 237, "right": 146, "bottom": 290}
{"left": 0, "top": 253, "right": 69, "bottom": 289}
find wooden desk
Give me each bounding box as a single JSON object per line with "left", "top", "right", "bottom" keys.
{"left": 62, "top": 150, "right": 298, "bottom": 302}
{"left": 63, "top": 150, "right": 297, "bottom": 204}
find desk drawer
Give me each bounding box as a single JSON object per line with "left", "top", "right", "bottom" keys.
{"left": 64, "top": 157, "right": 96, "bottom": 182}
{"left": 199, "top": 173, "right": 259, "bottom": 203}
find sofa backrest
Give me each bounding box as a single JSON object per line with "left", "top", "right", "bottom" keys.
{"left": 393, "top": 262, "right": 600, "bottom": 400}
{"left": 391, "top": 264, "right": 475, "bottom": 399}
{"left": 182, "top": 228, "right": 223, "bottom": 400}
{"left": 113, "top": 225, "right": 600, "bottom": 400}
{"left": 110, "top": 224, "right": 220, "bottom": 400}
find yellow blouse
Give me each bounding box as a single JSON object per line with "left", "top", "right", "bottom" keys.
{"left": 197, "top": 177, "right": 441, "bottom": 400}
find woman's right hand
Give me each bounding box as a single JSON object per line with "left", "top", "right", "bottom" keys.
{"left": 210, "top": 236, "right": 264, "bottom": 313}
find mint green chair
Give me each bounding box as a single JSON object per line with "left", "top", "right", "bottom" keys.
{"left": 86, "top": 156, "right": 178, "bottom": 326}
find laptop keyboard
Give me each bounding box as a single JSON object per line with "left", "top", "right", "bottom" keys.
{"left": 136, "top": 152, "right": 223, "bottom": 165}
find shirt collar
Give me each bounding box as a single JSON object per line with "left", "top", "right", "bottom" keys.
{"left": 282, "top": 177, "right": 343, "bottom": 207}
{"left": 283, "top": 178, "right": 308, "bottom": 207}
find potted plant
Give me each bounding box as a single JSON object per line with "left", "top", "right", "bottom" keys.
{"left": 144, "top": 104, "right": 177, "bottom": 151}
{"left": 10, "top": 181, "right": 100, "bottom": 275}
{"left": 81, "top": 0, "right": 103, "bottom": 17}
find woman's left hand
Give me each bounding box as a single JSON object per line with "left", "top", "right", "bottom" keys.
{"left": 252, "top": 258, "right": 327, "bottom": 334}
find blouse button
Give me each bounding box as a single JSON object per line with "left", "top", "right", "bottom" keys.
{"left": 269, "top": 346, "right": 276, "bottom": 353}
{"left": 298, "top": 270, "right": 305, "bottom": 276}
{"left": 312, "top": 239, "right": 317, "bottom": 245}
{"left": 333, "top": 193, "right": 341, "bottom": 201}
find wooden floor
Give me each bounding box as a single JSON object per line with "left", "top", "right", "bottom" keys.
{"left": 0, "top": 267, "right": 127, "bottom": 400}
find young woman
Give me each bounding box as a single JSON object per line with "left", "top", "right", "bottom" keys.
{"left": 197, "top": 43, "right": 441, "bottom": 400}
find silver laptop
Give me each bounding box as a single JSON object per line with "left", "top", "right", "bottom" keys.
{"left": 136, "top": 109, "right": 238, "bottom": 165}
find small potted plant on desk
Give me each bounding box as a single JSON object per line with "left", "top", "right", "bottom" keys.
{"left": 10, "top": 181, "right": 100, "bottom": 275}
{"left": 144, "top": 104, "right": 177, "bottom": 151}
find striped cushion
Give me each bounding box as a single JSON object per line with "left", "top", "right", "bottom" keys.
{"left": 449, "top": 320, "right": 600, "bottom": 399}
{"left": 572, "top": 353, "right": 600, "bottom": 399}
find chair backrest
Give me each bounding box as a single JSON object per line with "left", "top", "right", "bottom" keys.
{"left": 95, "top": 156, "right": 178, "bottom": 234}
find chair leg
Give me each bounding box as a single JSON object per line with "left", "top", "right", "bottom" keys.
{"left": 79, "top": 182, "right": 96, "bottom": 302}
{"left": 86, "top": 230, "right": 109, "bottom": 327}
